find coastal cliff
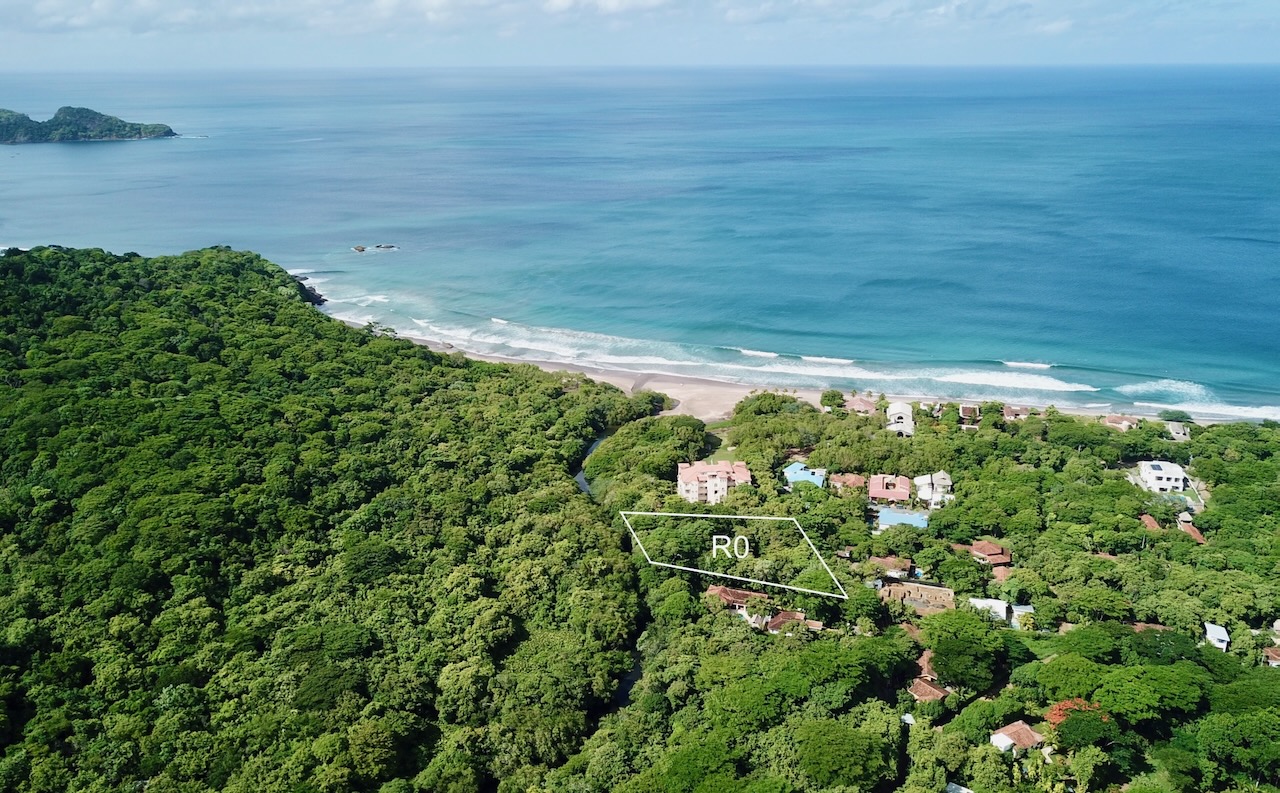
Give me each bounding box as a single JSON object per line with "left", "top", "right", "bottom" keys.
{"left": 0, "top": 106, "right": 176, "bottom": 144}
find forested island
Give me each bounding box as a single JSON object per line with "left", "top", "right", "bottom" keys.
{"left": 1, "top": 246, "right": 1278, "bottom": 793}
{"left": 0, "top": 107, "right": 176, "bottom": 144}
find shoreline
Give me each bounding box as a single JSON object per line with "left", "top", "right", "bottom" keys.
{"left": 343, "top": 320, "right": 1202, "bottom": 425}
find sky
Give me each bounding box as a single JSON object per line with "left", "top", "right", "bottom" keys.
{"left": 1, "top": 0, "right": 1278, "bottom": 70}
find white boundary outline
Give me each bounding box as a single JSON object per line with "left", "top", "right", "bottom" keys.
{"left": 620, "top": 511, "right": 849, "bottom": 600}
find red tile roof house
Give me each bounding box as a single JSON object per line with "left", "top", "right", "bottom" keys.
{"left": 909, "top": 677, "right": 950, "bottom": 702}
{"left": 959, "top": 403, "right": 982, "bottom": 426}
{"left": 766, "top": 610, "right": 824, "bottom": 635}
{"left": 829, "top": 473, "right": 867, "bottom": 492}
{"left": 867, "top": 555, "right": 914, "bottom": 579}
{"left": 969, "top": 540, "right": 1012, "bottom": 567}
{"left": 869, "top": 474, "right": 911, "bottom": 504}
{"left": 844, "top": 394, "right": 878, "bottom": 415}
{"left": 992, "top": 565, "right": 1013, "bottom": 583}
{"left": 1264, "top": 646, "right": 1280, "bottom": 668}
{"left": 706, "top": 585, "right": 768, "bottom": 612}
{"left": 1140, "top": 514, "right": 1162, "bottom": 531}
{"left": 990, "top": 721, "right": 1045, "bottom": 754}
{"left": 1178, "top": 512, "right": 1207, "bottom": 544}
{"left": 1003, "top": 405, "right": 1032, "bottom": 421}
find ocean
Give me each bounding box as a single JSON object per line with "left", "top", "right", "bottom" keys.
{"left": 2, "top": 68, "right": 1278, "bottom": 419}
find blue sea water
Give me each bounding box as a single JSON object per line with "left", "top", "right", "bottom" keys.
{"left": 2, "top": 68, "right": 1278, "bottom": 419}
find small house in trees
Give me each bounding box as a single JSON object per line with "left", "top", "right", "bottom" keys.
{"left": 1138, "top": 460, "right": 1189, "bottom": 493}
{"left": 1011, "top": 604, "right": 1035, "bottom": 630}
{"left": 886, "top": 401, "right": 915, "bottom": 437}
{"left": 782, "top": 462, "right": 826, "bottom": 489}
{"left": 766, "top": 610, "right": 823, "bottom": 635}
{"left": 958, "top": 403, "right": 981, "bottom": 428}
{"left": 1140, "top": 514, "right": 1162, "bottom": 531}
{"left": 913, "top": 470, "right": 954, "bottom": 508}
{"left": 1178, "top": 512, "right": 1206, "bottom": 544}
{"left": 908, "top": 648, "right": 950, "bottom": 702}
{"left": 845, "top": 394, "right": 877, "bottom": 415}
{"left": 990, "top": 721, "right": 1045, "bottom": 754}
{"left": 829, "top": 473, "right": 867, "bottom": 492}
{"left": 866, "top": 555, "right": 913, "bottom": 579}
{"left": 1264, "top": 646, "right": 1280, "bottom": 668}
{"left": 960, "top": 540, "right": 1012, "bottom": 567}
{"left": 1204, "top": 622, "right": 1230, "bottom": 651}
{"left": 945, "top": 785, "right": 976, "bottom": 793}
{"left": 677, "top": 460, "right": 752, "bottom": 504}
{"left": 706, "top": 585, "right": 767, "bottom": 611}
{"left": 1167, "top": 421, "right": 1191, "bottom": 442}
{"left": 869, "top": 474, "right": 911, "bottom": 504}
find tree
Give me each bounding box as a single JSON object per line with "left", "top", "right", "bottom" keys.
{"left": 923, "top": 609, "right": 1005, "bottom": 691}
{"left": 794, "top": 720, "right": 889, "bottom": 790}
{"left": 820, "top": 389, "right": 845, "bottom": 409}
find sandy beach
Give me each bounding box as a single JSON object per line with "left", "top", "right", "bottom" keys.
{"left": 362, "top": 323, "right": 1153, "bottom": 425}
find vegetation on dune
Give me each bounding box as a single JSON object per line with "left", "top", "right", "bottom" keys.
{"left": 0, "top": 107, "right": 176, "bottom": 144}
{"left": 1, "top": 246, "right": 1279, "bottom": 792}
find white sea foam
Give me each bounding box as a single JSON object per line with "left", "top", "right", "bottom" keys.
{"left": 1116, "top": 379, "right": 1215, "bottom": 401}
{"left": 490, "top": 317, "right": 509, "bottom": 325}
{"left": 329, "top": 310, "right": 378, "bottom": 326}
{"left": 1135, "top": 401, "right": 1280, "bottom": 421}
{"left": 1002, "top": 361, "right": 1053, "bottom": 370}
{"left": 286, "top": 268, "right": 317, "bottom": 275}
{"left": 934, "top": 371, "right": 1099, "bottom": 392}
{"left": 1083, "top": 402, "right": 1113, "bottom": 409}
{"left": 329, "top": 294, "right": 390, "bottom": 307}
{"left": 802, "top": 355, "right": 855, "bottom": 365}
{"left": 737, "top": 348, "right": 780, "bottom": 358}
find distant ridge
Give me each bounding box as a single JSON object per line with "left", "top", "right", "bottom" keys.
{"left": 0, "top": 106, "right": 176, "bottom": 144}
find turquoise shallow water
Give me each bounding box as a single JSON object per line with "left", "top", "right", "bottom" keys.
{"left": 2, "top": 68, "right": 1278, "bottom": 418}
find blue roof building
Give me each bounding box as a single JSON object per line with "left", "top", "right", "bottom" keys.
{"left": 783, "top": 462, "right": 827, "bottom": 489}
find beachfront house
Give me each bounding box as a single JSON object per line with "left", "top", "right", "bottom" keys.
{"left": 886, "top": 401, "right": 915, "bottom": 437}
{"left": 913, "top": 470, "right": 954, "bottom": 509}
{"left": 845, "top": 394, "right": 877, "bottom": 415}
{"left": 869, "top": 474, "right": 911, "bottom": 504}
{"left": 782, "top": 462, "right": 826, "bottom": 489}
{"left": 990, "top": 721, "right": 1045, "bottom": 754}
{"left": 1104, "top": 414, "right": 1141, "bottom": 432}
{"left": 677, "top": 460, "right": 752, "bottom": 504}
{"left": 1003, "top": 405, "right": 1032, "bottom": 421}
{"left": 1138, "top": 460, "right": 1189, "bottom": 493}
{"left": 1167, "top": 421, "right": 1191, "bottom": 442}
{"left": 1204, "top": 622, "right": 1230, "bottom": 651}
{"left": 958, "top": 403, "right": 981, "bottom": 428}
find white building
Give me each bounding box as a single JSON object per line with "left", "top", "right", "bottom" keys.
{"left": 886, "top": 401, "right": 915, "bottom": 437}
{"left": 677, "top": 461, "right": 752, "bottom": 504}
{"left": 913, "top": 470, "right": 954, "bottom": 508}
{"left": 1167, "top": 422, "right": 1191, "bottom": 442}
{"left": 1138, "top": 460, "right": 1189, "bottom": 493}
{"left": 1204, "top": 622, "right": 1230, "bottom": 651}
{"left": 969, "top": 597, "right": 1011, "bottom": 623}
{"left": 1011, "top": 604, "right": 1035, "bottom": 630}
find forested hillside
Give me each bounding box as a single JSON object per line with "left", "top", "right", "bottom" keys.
{"left": 0, "top": 246, "right": 659, "bottom": 792}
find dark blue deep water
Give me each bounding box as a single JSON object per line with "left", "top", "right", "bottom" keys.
{"left": 3, "top": 68, "right": 1278, "bottom": 417}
